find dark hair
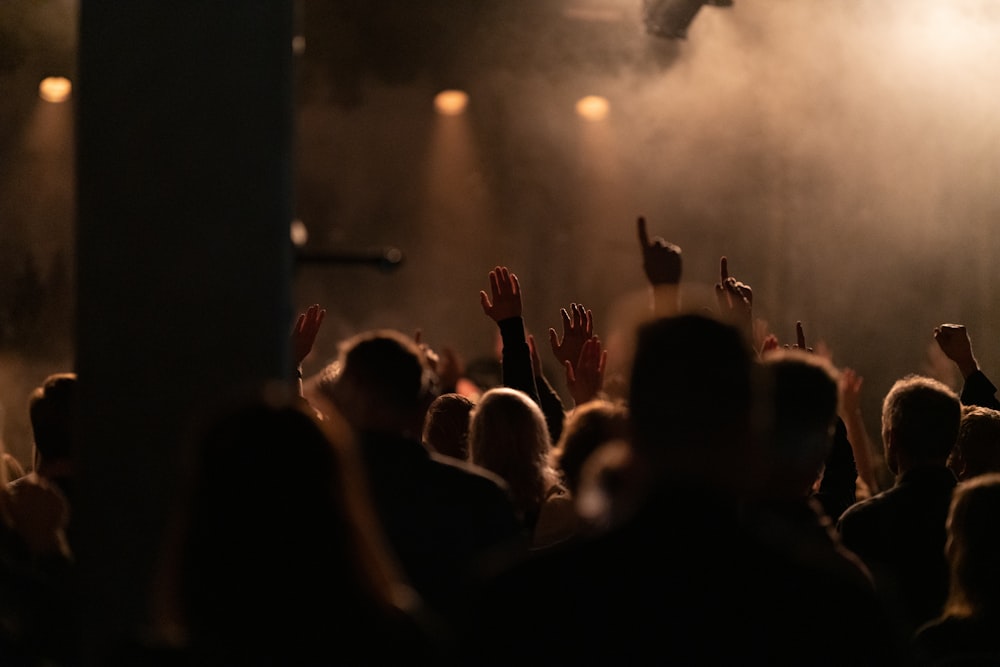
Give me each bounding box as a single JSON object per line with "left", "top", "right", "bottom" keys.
{"left": 761, "top": 349, "right": 840, "bottom": 479}
{"left": 628, "top": 313, "right": 755, "bottom": 456}
{"left": 422, "top": 393, "right": 475, "bottom": 460}
{"left": 554, "top": 400, "right": 629, "bottom": 496}
{"left": 317, "top": 329, "right": 437, "bottom": 431}
{"left": 953, "top": 405, "right": 1000, "bottom": 479}
{"left": 29, "top": 373, "right": 79, "bottom": 463}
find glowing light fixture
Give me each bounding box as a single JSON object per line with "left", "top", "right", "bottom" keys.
{"left": 434, "top": 90, "right": 469, "bottom": 116}
{"left": 292, "top": 35, "right": 306, "bottom": 56}
{"left": 290, "top": 219, "right": 309, "bottom": 247}
{"left": 39, "top": 76, "right": 72, "bottom": 103}
{"left": 576, "top": 95, "right": 610, "bottom": 121}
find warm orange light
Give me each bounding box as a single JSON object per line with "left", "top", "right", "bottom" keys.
{"left": 576, "top": 95, "right": 610, "bottom": 121}
{"left": 292, "top": 35, "right": 306, "bottom": 56}
{"left": 434, "top": 90, "right": 469, "bottom": 116}
{"left": 290, "top": 219, "right": 309, "bottom": 247}
{"left": 39, "top": 77, "right": 72, "bottom": 103}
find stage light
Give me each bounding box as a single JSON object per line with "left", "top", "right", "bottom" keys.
{"left": 434, "top": 90, "right": 469, "bottom": 116}
{"left": 642, "top": 0, "right": 733, "bottom": 39}
{"left": 39, "top": 77, "right": 72, "bottom": 103}
{"left": 576, "top": 96, "right": 610, "bottom": 121}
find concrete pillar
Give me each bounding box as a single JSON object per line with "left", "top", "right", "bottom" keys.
{"left": 76, "top": 2, "right": 293, "bottom": 660}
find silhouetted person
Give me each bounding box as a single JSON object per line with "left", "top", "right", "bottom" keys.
{"left": 468, "top": 387, "right": 578, "bottom": 550}
{"left": 0, "top": 439, "right": 75, "bottom": 665}
{"left": 149, "top": 385, "right": 436, "bottom": 666}
{"left": 913, "top": 473, "right": 1000, "bottom": 665}
{"left": 950, "top": 405, "right": 1000, "bottom": 481}
{"left": 9, "top": 373, "right": 80, "bottom": 553}
{"left": 838, "top": 374, "right": 961, "bottom": 637}
{"left": 317, "top": 329, "right": 526, "bottom": 626}
{"left": 551, "top": 399, "right": 629, "bottom": 499}
{"left": 422, "top": 393, "right": 475, "bottom": 461}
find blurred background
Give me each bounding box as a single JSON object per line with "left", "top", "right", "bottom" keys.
{"left": 3, "top": 0, "right": 1000, "bottom": 465}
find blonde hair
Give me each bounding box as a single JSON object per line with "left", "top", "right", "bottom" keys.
{"left": 943, "top": 473, "right": 1000, "bottom": 618}
{"left": 468, "top": 387, "right": 556, "bottom": 522}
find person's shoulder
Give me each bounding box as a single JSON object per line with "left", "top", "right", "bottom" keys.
{"left": 428, "top": 452, "right": 510, "bottom": 493}
{"left": 837, "top": 489, "right": 893, "bottom": 528}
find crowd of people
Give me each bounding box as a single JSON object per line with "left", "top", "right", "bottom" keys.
{"left": 2, "top": 216, "right": 1000, "bottom": 665}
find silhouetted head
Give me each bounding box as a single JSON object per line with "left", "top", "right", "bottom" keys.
{"left": 317, "top": 329, "right": 438, "bottom": 437}
{"left": 553, "top": 400, "right": 630, "bottom": 496}
{"left": 627, "top": 313, "right": 762, "bottom": 492}
{"left": 760, "top": 349, "right": 840, "bottom": 498}
{"left": 29, "top": 372, "right": 79, "bottom": 470}
{"left": 468, "top": 387, "right": 554, "bottom": 522}
{"left": 422, "top": 392, "right": 475, "bottom": 461}
{"left": 177, "top": 384, "right": 406, "bottom": 653}
{"left": 881, "top": 375, "right": 960, "bottom": 475}
{"left": 943, "top": 473, "right": 1000, "bottom": 618}
{"left": 951, "top": 405, "right": 1000, "bottom": 480}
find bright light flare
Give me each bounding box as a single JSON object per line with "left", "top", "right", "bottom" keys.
{"left": 434, "top": 90, "right": 469, "bottom": 116}
{"left": 39, "top": 77, "right": 72, "bottom": 103}
{"left": 576, "top": 95, "right": 610, "bottom": 121}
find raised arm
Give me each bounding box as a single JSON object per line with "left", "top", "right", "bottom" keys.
{"left": 714, "top": 257, "right": 754, "bottom": 342}
{"left": 480, "top": 266, "right": 540, "bottom": 405}
{"left": 528, "top": 333, "right": 566, "bottom": 443}
{"left": 291, "top": 303, "right": 326, "bottom": 395}
{"left": 564, "top": 337, "right": 608, "bottom": 407}
{"left": 637, "top": 216, "right": 682, "bottom": 316}
{"left": 838, "top": 367, "right": 885, "bottom": 495}
{"left": 548, "top": 303, "right": 594, "bottom": 369}
{"left": 934, "top": 323, "right": 1000, "bottom": 410}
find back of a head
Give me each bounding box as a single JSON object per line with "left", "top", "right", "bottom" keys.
{"left": 953, "top": 406, "right": 1000, "bottom": 480}
{"left": 554, "top": 400, "right": 630, "bottom": 496}
{"left": 882, "top": 374, "right": 960, "bottom": 467}
{"left": 423, "top": 393, "right": 475, "bottom": 461}
{"left": 628, "top": 313, "right": 758, "bottom": 477}
{"left": 468, "top": 387, "right": 552, "bottom": 517}
{"left": 317, "top": 329, "right": 437, "bottom": 435}
{"left": 944, "top": 473, "right": 1000, "bottom": 617}
{"left": 761, "top": 349, "right": 840, "bottom": 493}
{"left": 179, "top": 386, "right": 400, "bottom": 643}
{"left": 29, "top": 372, "right": 78, "bottom": 464}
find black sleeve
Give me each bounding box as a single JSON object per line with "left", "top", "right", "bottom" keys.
{"left": 813, "top": 418, "right": 858, "bottom": 523}
{"left": 961, "top": 369, "right": 1000, "bottom": 410}
{"left": 497, "top": 317, "right": 540, "bottom": 405}
{"left": 534, "top": 372, "right": 565, "bottom": 444}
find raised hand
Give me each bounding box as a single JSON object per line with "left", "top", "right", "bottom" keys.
{"left": 933, "top": 323, "right": 979, "bottom": 378}
{"left": 292, "top": 303, "right": 326, "bottom": 368}
{"left": 565, "top": 337, "right": 608, "bottom": 406}
{"left": 787, "top": 321, "right": 814, "bottom": 353}
{"left": 839, "top": 367, "right": 864, "bottom": 419}
{"left": 714, "top": 257, "right": 754, "bottom": 334}
{"left": 548, "top": 303, "right": 594, "bottom": 368}
{"left": 480, "top": 266, "right": 522, "bottom": 322}
{"left": 637, "top": 216, "right": 682, "bottom": 285}
{"left": 837, "top": 366, "right": 884, "bottom": 494}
